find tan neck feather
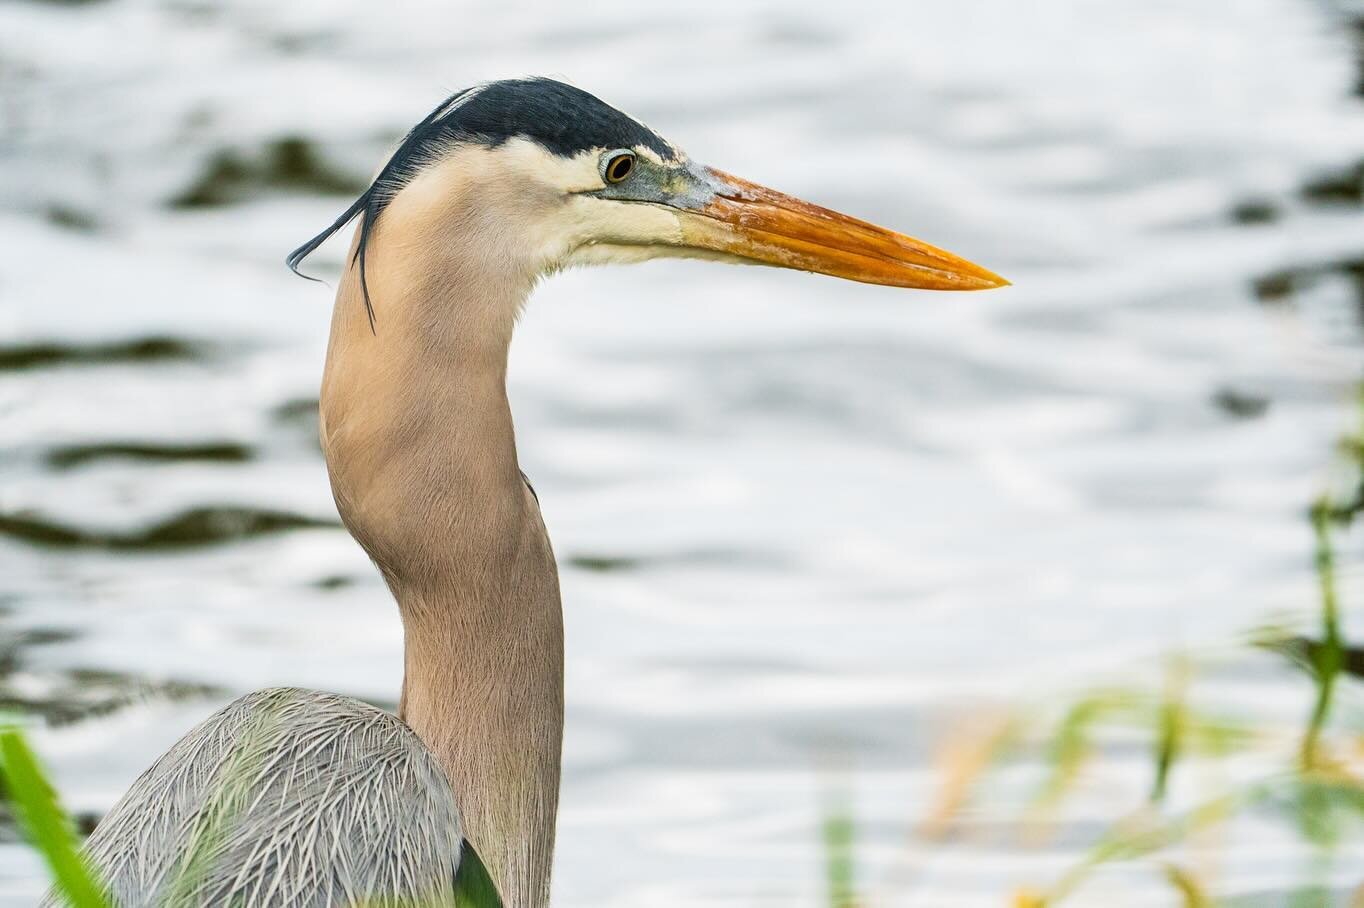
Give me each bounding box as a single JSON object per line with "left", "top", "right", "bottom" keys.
{"left": 318, "top": 158, "right": 563, "bottom": 908}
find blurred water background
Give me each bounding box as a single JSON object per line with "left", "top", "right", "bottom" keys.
{"left": 2, "top": 0, "right": 1363, "bottom": 905}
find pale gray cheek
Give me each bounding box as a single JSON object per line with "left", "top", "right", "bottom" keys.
{"left": 588, "top": 159, "right": 723, "bottom": 211}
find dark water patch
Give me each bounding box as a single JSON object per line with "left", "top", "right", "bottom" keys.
{"left": 45, "top": 441, "right": 253, "bottom": 471}
{"left": 0, "top": 621, "right": 220, "bottom": 731}
{"left": 44, "top": 203, "right": 99, "bottom": 232}
{"left": 313, "top": 574, "right": 354, "bottom": 591}
{"left": 0, "top": 628, "right": 80, "bottom": 693}
{"left": 3, "top": 627, "right": 78, "bottom": 652}
{"left": 1339, "top": 257, "right": 1364, "bottom": 327}
{"left": 0, "top": 506, "right": 339, "bottom": 551}
{"left": 273, "top": 396, "right": 319, "bottom": 430}
{"left": 567, "top": 547, "right": 788, "bottom": 574}
{"left": 0, "top": 671, "right": 220, "bottom": 728}
{"left": 0, "top": 336, "right": 206, "bottom": 372}
{"left": 272, "top": 397, "right": 319, "bottom": 426}
{"left": 1349, "top": 15, "right": 1364, "bottom": 98}
{"left": 0, "top": 619, "right": 222, "bottom": 846}
{"left": 1252, "top": 270, "right": 1297, "bottom": 303}
{"left": 263, "top": 27, "right": 341, "bottom": 55}
{"left": 1300, "top": 159, "right": 1364, "bottom": 206}
{"left": 169, "top": 136, "right": 366, "bottom": 208}
{"left": 1229, "top": 197, "right": 1280, "bottom": 225}
{"left": 1251, "top": 254, "right": 1364, "bottom": 316}
{"left": 0, "top": 807, "right": 97, "bottom": 846}
{"left": 568, "top": 554, "right": 641, "bottom": 573}
{"left": 1211, "top": 388, "right": 1270, "bottom": 420}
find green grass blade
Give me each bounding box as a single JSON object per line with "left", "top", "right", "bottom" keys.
{"left": 453, "top": 839, "right": 503, "bottom": 908}
{"left": 1150, "top": 659, "right": 1189, "bottom": 804}
{"left": 1301, "top": 501, "right": 1343, "bottom": 770}
{"left": 1162, "top": 863, "right": 1211, "bottom": 908}
{"left": 0, "top": 727, "right": 109, "bottom": 908}
{"left": 1029, "top": 690, "right": 1139, "bottom": 823}
{"left": 821, "top": 798, "right": 857, "bottom": 908}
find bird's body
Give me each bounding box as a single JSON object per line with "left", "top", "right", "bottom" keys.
{"left": 45, "top": 689, "right": 463, "bottom": 907}
{"left": 62, "top": 78, "right": 1005, "bottom": 908}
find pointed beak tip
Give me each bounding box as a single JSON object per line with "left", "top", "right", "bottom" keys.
{"left": 973, "top": 270, "right": 1011, "bottom": 291}
{"left": 934, "top": 261, "right": 1010, "bottom": 291}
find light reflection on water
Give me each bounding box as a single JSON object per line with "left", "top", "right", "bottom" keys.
{"left": 1, "top": 0, "right": 1363, "bottom": 904}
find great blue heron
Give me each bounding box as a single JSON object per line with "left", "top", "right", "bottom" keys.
{"left": 59, "top": 78, "right": 1006, "bottom": 908}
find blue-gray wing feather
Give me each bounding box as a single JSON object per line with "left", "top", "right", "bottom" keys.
{"left": 46, "top": 687, "right": 462, "bottom": 907}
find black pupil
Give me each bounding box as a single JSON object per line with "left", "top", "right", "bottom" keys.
{"left": 608, "top": 155, "right": 633, "bottom": 181}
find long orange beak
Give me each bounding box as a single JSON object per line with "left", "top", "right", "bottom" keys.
{"left": 678, "top": 168, "right": 1008, "bottom": 291}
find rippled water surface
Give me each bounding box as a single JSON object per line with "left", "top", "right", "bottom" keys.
{"left": 3, "top": 1, "right": 1364, "bottom": 904}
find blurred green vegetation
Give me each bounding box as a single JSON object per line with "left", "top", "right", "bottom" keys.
{"left": 826, "top": 385, "right": 1364, "bottom": 907}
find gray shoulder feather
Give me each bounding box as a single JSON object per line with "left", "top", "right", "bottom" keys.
{"left": 48, "top": 688, "right": 462, "bottom": 907}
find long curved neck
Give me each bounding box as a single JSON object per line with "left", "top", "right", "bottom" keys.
{"left": 318, "top": 194, "right": 562, "bottom": 908}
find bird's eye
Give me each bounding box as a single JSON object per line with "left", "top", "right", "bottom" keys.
{"left": 603, "top": 151, "right": 635, "bottom": 184}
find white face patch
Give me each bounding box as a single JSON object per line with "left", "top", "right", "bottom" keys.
{"left": 553, "top": 195, "right": 685, "bottom": 266}
{"left": 470, "top": 139, "right": 705, "bottom": 270}
{"left": 378, "top": 137, "right": 710, "bottom": 278}
{"left": 496, "top": 140, "right": 607, "bottom": 193}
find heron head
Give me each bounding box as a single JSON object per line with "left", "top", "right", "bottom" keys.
{"left": 288, "top": 78, "right": 1007, "bottom": 327}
